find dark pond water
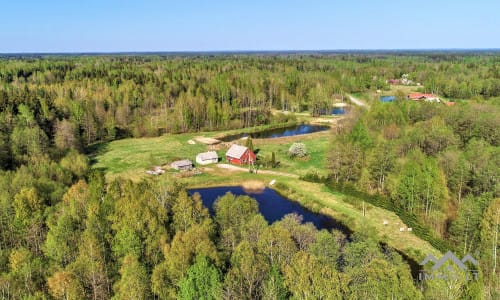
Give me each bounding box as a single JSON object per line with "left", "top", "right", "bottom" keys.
{"left": 332, "top": 108, "right": 346, "bottom": 115}
{"left": 188, "top": 186, "right": 351, "bottom": 233}
{"left": 220, "top": 124, "right": 329, "bottom": 141}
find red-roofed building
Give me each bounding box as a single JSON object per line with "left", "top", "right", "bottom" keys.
{"left": 226, "top": 144, "right": 256, "bottom": 165}
{"left": 407, "top": 93, "right": 440, "bottom": 102}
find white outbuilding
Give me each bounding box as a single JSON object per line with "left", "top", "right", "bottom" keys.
{"left": 196, "top": 151, "right": 219, "bottom": 165}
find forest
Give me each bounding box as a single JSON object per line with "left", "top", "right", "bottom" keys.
{"left": 0, "top": 53, "right": 498, "bottom": 299}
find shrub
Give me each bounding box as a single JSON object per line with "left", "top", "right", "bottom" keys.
{"left": 288, "top": 143, "right": 308, "bottom": 158}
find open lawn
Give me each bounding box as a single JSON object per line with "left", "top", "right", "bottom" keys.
{"left": 90, "top": 132, "right": 209, "bottom": 180}
{"left": 253, "top": 133, "right": 331, "bottom": 177}
{"left": 91, "top": 124, "right": 333, "bottom": 180}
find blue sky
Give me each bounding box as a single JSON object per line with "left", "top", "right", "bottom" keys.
{"left": 1, "top": 0, "right": 499, "bottom": 52}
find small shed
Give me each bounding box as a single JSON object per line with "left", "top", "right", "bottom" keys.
{"left": 380, "top": 96, "right": 396, "bottom": 103}
{"left": 171, "top": 159, "right": 193, "bottom": 171}
{"left": 196, "top": 151, "right": 218, "bottom": 165}
{"left": 226, "top": 144, "right": 256, "bottom": 165}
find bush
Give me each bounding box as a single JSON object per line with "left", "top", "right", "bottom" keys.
{"left": 288, "top": 143, "right": 308, "bottom": 158}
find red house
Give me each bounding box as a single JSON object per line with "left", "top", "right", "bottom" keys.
{"left": 226, "top": 144, "right": 256, "bottom": 165}
{"left": 407, "top": 93, "right": 440, "bottom": 102}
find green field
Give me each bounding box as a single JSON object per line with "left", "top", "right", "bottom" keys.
{"left": 91, "top": 132, "right": 208, "bottom": 180}
{"left": 91, "top": 123, "right": 333, "bottom": 180}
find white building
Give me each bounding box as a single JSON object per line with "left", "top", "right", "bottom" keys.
{"left": 195, "top": 151, "right": 218, "bottom": 165}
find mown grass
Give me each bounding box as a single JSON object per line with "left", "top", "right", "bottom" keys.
{"left": 91, "top": 133, "right": 208, "bottom": 180}
{"left": 91, "top": 124, "right": 332, "bottom": 180}
{"left": 254, "top": 133, "right": 331, "bottom": 177}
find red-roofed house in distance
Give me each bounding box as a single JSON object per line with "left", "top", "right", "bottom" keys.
{"left": 226, "top": 144, "right": 256, "bottom": 165}
{"left": 407, "top": 93, "right": 441, "bottom": 102}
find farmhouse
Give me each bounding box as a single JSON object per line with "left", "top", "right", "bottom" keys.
{"left": 171, "top": 159, "right": 193, "bottom": 171}
{"left": 226, "top": 144, "right": 256, "bottom": 165}
{"left": 196, "top": 151, "right": 218, "bottom": 165}
{"left": 407, "top": 93, "right": 440, "bottom": 102}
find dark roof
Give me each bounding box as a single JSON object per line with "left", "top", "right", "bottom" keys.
{"left": 171, "top": 159, "right": 193, "bottom": 168}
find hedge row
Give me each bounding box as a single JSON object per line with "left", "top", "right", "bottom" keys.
{"left": 300, "top": 174, "right": 450, "bottom": 253}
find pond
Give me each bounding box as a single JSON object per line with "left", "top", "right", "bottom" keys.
{"left": 188, "top": 186, "right": 351, "bottom": 233}
{"left": 220, "top": 124, "right": 329, "bottom": 141}
{"left": 189, "top": 186, "right": 421, "bottom": 278}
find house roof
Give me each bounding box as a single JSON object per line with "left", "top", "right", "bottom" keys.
{"left": 196, "top": 151, "right": 218, "bottom": 161}
{"left": 408, "top": 93, "right": 438, "bottom": 100}
{"left": 226, "top": 144, "right": 249, "bottom": 159}
{"left": 171, "top": 159, "right": 193, "bottom": 167}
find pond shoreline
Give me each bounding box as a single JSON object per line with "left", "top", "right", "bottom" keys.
{"left": 186, "top": 179, "right": 426, "bottom": 278}
{"left": 217, "top": 122, "right": 331, "bottom": 142}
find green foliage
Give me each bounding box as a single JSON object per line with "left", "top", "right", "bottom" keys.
{"left": 0, "top": 53, "right": 499, "bottom": 299}
{"left": 172, "top": 191, "right": 209, "bottom": 233}
{"left": 224, "top": 240, "right": 269, "bottom": 299}
{"left": 112, "top": 255, "right": 150, "bottom": 300}
{"left": 245, "top": 136, "right": 254, "bottom": 152}
{"left": 284, "top": 251, "right": 346, "bottom": 300}
{"left": 178, "top": 256, "right": 222, "bottom": 300}
{"left": 60, "top": 150, "right": 89, "bottom": 178}
{"left": 349, "top": 120, "right": 373, "bottom": 151}
{"left": 479, "top": 198, "right": 500, "bottom": 298}
{"left": 214, "top": 192, "right": 259, "bottom": 251}
{"left": 262, "top": 265, "right": 288, "bottom": 300}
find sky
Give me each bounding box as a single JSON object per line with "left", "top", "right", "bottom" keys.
{"left": 1, "top": 0, "right": 499, "bottom": 53}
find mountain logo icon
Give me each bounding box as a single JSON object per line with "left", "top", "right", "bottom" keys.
{"left": 420, "top": 251, "right": 478, "bottom": 271}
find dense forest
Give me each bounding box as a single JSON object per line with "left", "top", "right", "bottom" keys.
{"left": 0, "top": 54, "right": 498, "bottom": 299}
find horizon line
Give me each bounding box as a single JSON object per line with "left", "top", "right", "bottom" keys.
{"left": 2, "top": 48, "right": 500, "bottom": 56}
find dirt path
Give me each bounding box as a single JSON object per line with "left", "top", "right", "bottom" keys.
{"left": 217, "top": 163, "right": 299, "bottom": 178}
{"left": 348, "top": 94, "right": 368, "bottom": 107}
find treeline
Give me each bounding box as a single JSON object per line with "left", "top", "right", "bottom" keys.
{"left": 321, "top": 100, "right": 499, "bottom": 298}
{"left": 0, "top": 54, "right": 499, "bottom": 150}
{"left": 2, "top": 172, "right": 479, "bottom": 299}
{"left": 0, "top": 53, "right": 499, "bottom": 299}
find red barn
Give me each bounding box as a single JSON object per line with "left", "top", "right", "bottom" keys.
{"left": 226, "top": 144, "right": 256, "bottom": 165}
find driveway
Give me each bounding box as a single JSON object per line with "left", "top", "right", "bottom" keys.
{"left": 217, "top": 163, "right": 299, "bottom": 178}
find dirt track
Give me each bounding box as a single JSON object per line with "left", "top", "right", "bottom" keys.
{"left": 217, "top": 163, "right": 299, "bottom": 178}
